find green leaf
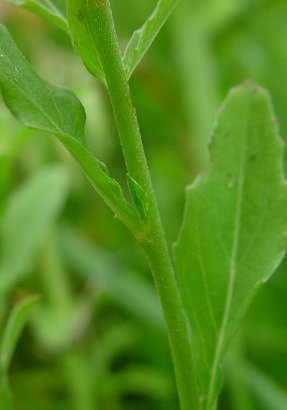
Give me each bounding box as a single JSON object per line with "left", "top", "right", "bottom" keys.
{"left": 245, "top": 363, "right": 287, "bottom": 410}
{"left": 61, "top": 226, "right": 165, "bottom": 334}
{"left": 67, "top": 0, "right": 105, "bottom": 82}
{"left": 0, "top": 296, "right": 38, "bottom": 410}
{"left": 0, "top": 25, "right": 140, "bottom": 234}
{"left": 202, "top": 0, "right": 246, "bottom": 34}
{"left": 0, "top": 25, "right": 86, "bottom": 144}
{"left": 0, "top": 295, "right": 39, "bottom": 373}
{"left": 107, "top": 365, "right": 174, "bottom": 399}
{"left": 123, "top": 0, "right": 179, "bottom": 78}
{"left": 6, "top": 0, "right": 69, "bottom": 32}
{"left": 0, "top": 110, "right": 35, "bottom": 216}
{"left": 174, "top": 83, "right": 287, "bottom": 409}
{"left": 32, "top": 303, "right": 88, "bottom": 352}
{"left": 0, "top": 166, "right": 68, "bottom": 298}
{"left": 0, "top": 375, "right": 12, "bottom": 410}
{"left": 127, "top": 174, "right": 148, "bottom": 220}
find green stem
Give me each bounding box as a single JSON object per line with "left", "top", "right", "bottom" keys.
{"left": 92, "top": 1, "right": 199, "bottom": 408}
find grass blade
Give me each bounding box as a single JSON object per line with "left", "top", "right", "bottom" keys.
{"left": 0, "top": 166, "right": 68, "bottom": 298}
{"left": 0, "top": 295, "right": 40, "bottom": 373}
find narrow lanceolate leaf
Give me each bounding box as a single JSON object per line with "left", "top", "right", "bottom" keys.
{"left": 0, "top": 167, "right": 68, "bottom": 298}
{"left": 0, "top": 376, "right": 12, "bottom": 410}
{"left": 0, "top": 295, "right": 39, "bottom": 410}
{"left": 0, "top": 25, "right": 139, "bottom": 234}
{"left": 6, "top": 0, "right": 69, "bottom": 32}
{"left": 0, "top": 295, "right": 39, "bottom": 373}
{"left": 123, "top": 0, "right": 179, "bottom": 78}
{"left": 174, "top": 84, "right": 287, "bottom": 409}
{"left": 67, "top": 0, "right": 105, "bottom": 82}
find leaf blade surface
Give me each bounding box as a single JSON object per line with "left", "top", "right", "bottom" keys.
{"left": 174, "top": 84, "right": 287, "bottom": 409}
{"left": 0, "top": 166, "right": 68, "bottom": 298}
{"left": 0, "top": 295, "right": 39, "bottom": 410}
{"left": 0, "top": 25, "right": 86, "bottom": 143}
{"left": 0, "top": 295, "right": 39, "bottom": 372}
{"left": 123, "top": 0, "right": 179, "bottom": 78}
{"left": 0, "top": 25, "right": 139, "bottom": 233}
{"left": 6, "top": 0, "right": 68, "bottom": 32}
{"left": 67, "top": 0, "right": 105, "bottom": 81}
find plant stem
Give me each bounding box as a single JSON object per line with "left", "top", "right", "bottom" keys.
{"left": 92, "top": 1, "right": 199, "bottom": 408}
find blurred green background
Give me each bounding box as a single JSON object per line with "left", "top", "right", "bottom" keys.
{"left": 0, "top": 0, "right": 287, "bottom": 409}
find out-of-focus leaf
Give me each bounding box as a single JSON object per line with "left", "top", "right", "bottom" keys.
{"left": 226, "top": 349, "right": 287, "bottom": 410}
{"left": 61, "top": 226, "right": 165, "bottom": 334}
{"left": 30, "top": 234, "right": 83, "bottom": 352}
{"left": 123, "top": 0, "right": 179, "bottom": 78}
{"left": 245, "top": 363, "right": 287, "bottom": 410}
{"left": 32, "top": 298, "right": 93, "bottom": 352}
{"left": 67, "top": 0, "right": 105, "bottom": 82}
{"left": 105, "top": 365, "right": 174, "bottom": 399}
{"left": 0, "top": 295, "right": 39, "bottom": 373}
{"left": 94, "top": 323, "right": 140, "bottom": 377}
{"left": 0, "top": 154, "right": 12, "bottom": 217}
{"left": 0, "top": 25, "right": 139, "bottom": 233}
{"left": 174, "top": 84, "right": 287, "bottom": 409}
{"left": 0, "top": 375, "right": 12, "bottom": 410}
{"left": 0, "top": 110, "right": 33, "bottom": 216}
{"left": 0, "top": 295, "right": 39, "bottom": 410}
{"left": 202, "top": 0, "right": 246, "bottom": 33}
{"left": 224, "top": 337, "right": 253, "bottom": 410}
{"left": 0, "top": 110, "right": 20, "bottom": 214}
{"left": 6, "top": 0, "right": 69, "bottom": 32}
{"left": 62, "top": 351, "right": 94, "bottom": 410}
{"left": 0, "top": 166, "right": 69, "bottom": 297}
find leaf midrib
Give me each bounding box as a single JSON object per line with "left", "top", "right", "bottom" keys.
{"left": 0, "top": 45, "right": 66, "bottom": 136}
{"left": 205, "top": 102, "right": 250, "bottom": 408}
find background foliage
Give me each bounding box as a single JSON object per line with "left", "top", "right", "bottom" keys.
{"left": 0, "top": 0, "right": 287, "bottom": 409}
